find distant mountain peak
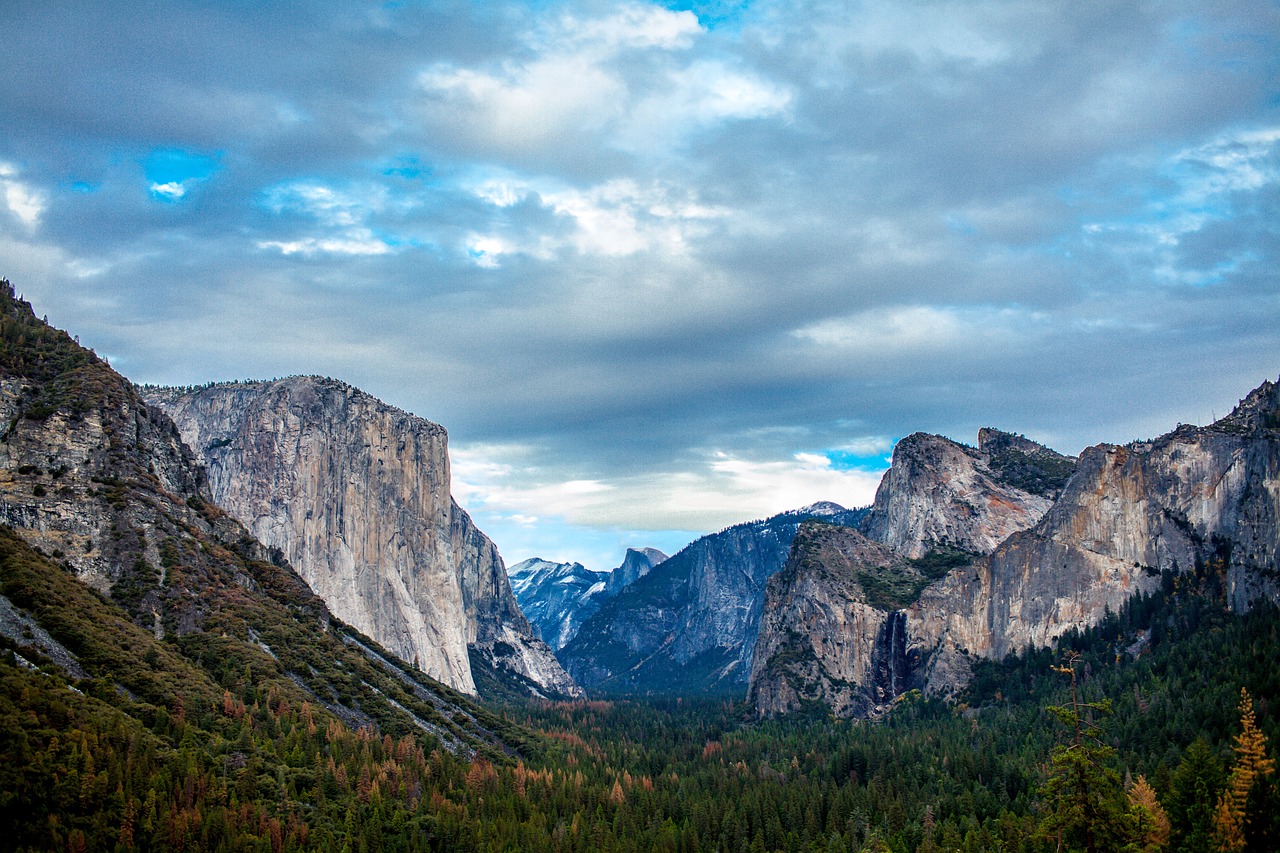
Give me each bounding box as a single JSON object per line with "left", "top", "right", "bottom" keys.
{"left": 795, "top": 500, "right": 850, "bottom": 516}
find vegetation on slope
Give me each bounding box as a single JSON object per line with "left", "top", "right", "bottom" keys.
{"left": 2, "top": 279, "right": 1275, "bottom": 850}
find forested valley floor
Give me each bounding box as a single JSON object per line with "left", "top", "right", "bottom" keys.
{"left": 3, "top": 530, "right": 1277, "bottom": 852}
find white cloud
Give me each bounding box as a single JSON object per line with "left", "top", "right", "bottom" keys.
{"left": 257, "top": 234, "right": 392, "bottom": 256}
{"left": 452, "top": 441, "right": 884, "bottom": 534}
{"left": 468, "top": 175, "right": 730, "bottom": 260}
{"left": 258, "top": 181, "right": 403, "bottom": 256}
{"left": 558, "top": 3, "right": 701, "bottom": 51}
{"left": 835, "top": 436, "right": 894, "bottom": 457}
{"left": 416, "top": 2, "right": 787, "bottom": 159}
{"left": 148, "top": 181, "right": 187, "bottom": 200}
{"left": 0, "top": 163, "right": 46, "bottom": 228}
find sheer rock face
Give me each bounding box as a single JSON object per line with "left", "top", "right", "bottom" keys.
{"left": 751, "top": 382, "right": 1280, "bottom": 717}
{"left": 748, "top": 524, "right": 912, "bottom": 718}
{"left": 908, "top": 382, "right": 1280, "bottom": 687}
{"left": 605, "top": 547, "right": 668, "bottom": 596}
{"left": 860, "top": 430, "right": 1073, "bottom": 559}
{"left": 561, "top": 504, "right": 866, "bottom": 695}
{"left": 144, "top": 378, "right": 580, "bottom": 699}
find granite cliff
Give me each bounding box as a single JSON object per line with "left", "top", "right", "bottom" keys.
{"left": 143, "top": 378, "right": 581, "bottom": 699}
{"left": 0, "top": 281, "right": 520, "bottom": 752}
{"left": 751, "top": 387, "right": 1280, "bottom": 717}
{"left": 860, "top": 428, "right": 1075, "bottom": 558}
{"left": 561, "top": 502, "right": 866, "bottom": 695}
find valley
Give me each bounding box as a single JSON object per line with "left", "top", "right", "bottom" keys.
{"left": 1, "top": 280, "right": 1277, "bottom": 851}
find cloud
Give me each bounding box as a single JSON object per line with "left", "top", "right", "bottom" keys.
{"left": 0, "top": 163, "right": 46, "bottom": 228}
{"left": 1, "top": 0, "right": 1277, "bottom": 566}
{"left": 414, "top": 1, "right": 787, "bottom": 166}
{"left": 452, "top": 440, "right": 885, "bottom": 535}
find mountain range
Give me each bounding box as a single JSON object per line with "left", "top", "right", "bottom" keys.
{"left": 2, "top": 274, "right": 1276, "bottom": 731}
{"left": 558, "top": 501, "right": 869, "bottom": 695}
{"left": 508, "top": 547, "right": 667, "bottom": 651}
{"left": 748, "top": 391, "right": 1280, "bottom": 716}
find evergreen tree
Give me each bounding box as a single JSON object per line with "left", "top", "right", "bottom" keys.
{"left": 1212, "top": 688, "right": 1275, "bottom": 852}
{"left": 1040, "top": 653, "right": 1129, "bottom": 853}
{"left": 1167, "top": 738, "right": 1222, "bottom": 853}
{"left": 1125, "top": 775, "right": 1169, "bottom": 853}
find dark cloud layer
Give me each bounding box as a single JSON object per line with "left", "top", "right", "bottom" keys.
{"left": 2, "top": 0, "right": 1278, "bottom": 566}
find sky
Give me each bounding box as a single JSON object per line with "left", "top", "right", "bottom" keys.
{"left": 2, "top": 1, "right": 1278, "bottom": 571}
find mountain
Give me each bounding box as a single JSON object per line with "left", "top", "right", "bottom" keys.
{"left": 750, "top": 390, "right": 1280, "bottom": 717}
{"left": 508, "top": 558, "right": 609, "bottom": 651}
{"left": 860, "top": 428, "right": 1076, "bottom": 558}
{"left": 142, "top": 378, "right": 581, "bottom": 700}
{"left": 605, "top": 546, "right": 668, "bottom": 596}
{"left": 510, "top": 547, "right": 669, "bottom": 652}
{"left": 559, "top": 502, "right": 867, "bottom": 695}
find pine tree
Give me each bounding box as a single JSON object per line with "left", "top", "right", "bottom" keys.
{"left": 1125, "top": 774, "right": 1170, "bottom": 852}
{"left": 1039, "top": 653, "right": 1129, "bottom": 853}
{"left": 1212, "top": 688, "right": 1275, "bottom": 852}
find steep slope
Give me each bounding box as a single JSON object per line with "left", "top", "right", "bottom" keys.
{"left": 560, "top": 502, "right": 867, "bottom": 695}
{"left": 143, "top": 378, "right": 580, "bottom": 700}
{"left": 509, "top": 558, "right": 610, "bottom": 650}
{"left": 0, "top": 279, "right": 525, "bottom": 757}
{"left": 750, "top": 386, "right": 1280, "bottom": 717}
{"left": 861, "top": 429, "right": 1075, "bottom": 558}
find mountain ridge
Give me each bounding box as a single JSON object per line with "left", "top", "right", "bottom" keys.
{"left": 750, "top": 382, "right": 1280, "bottom": 717}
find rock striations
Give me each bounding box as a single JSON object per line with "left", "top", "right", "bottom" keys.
{"left": 143, "top": 377, "right": 581, "bottom": 699}
{"left": 750, "top": 391, "right": 1280, "bottom": 717}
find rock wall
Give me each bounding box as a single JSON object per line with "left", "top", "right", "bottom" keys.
{"left": 861, "top": 430, "right": 1072, "bottom": 558}
{"left": 145, "top": 378, "right": 580, "bottom": 698}
{"left": 907, "top": 384, "right": 1280, "bottom": 693}
{"left": 748, "top": 524, "right": 907, "bottom": 717}
{"left": 750, "top": 383, "right": 1280, "bottom": 717}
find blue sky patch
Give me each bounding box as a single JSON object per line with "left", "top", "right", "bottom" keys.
{"left": 824, "top": 449, "right": 894, "bottom": 472}
{"left": 660, "top": 0, "right": 751, "bottom": 30}
{"left": 144, "top": 148, "right": 221, "bottom": 202}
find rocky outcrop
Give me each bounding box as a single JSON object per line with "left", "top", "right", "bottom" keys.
{"left": 861, "top": 430, "right": 1075, "bottom": 558}
{"left": 561, "top": 503, "right": 867, "bottom": 695}
{"left": 606, "top": 547, "right": 668, "bottom": 596}
{"left": 907, "top": 383, "right": 1280, "bottom": 690}
{"left": 748, "top": 523, "right": 918, "bottom": 717}
{"left": 0, "top": 282, "right": 520, "bottom": 748}
{"left": 751, "top": 384, "right": 1280, "bottom": 717}
{"left": 144, "top": 378, "right": 580, "bottom": 699}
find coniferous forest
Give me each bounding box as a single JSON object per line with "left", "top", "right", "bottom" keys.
{"left": 3, "top": 517, "right": 1277, "bottom": 852}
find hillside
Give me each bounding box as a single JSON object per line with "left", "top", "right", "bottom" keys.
{"left": 0, "top": 280, "right": 543, "bottom": 849}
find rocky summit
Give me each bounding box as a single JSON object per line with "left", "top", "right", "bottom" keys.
{"left": 144, "top": 378, "right": 581, "bottom": 700}
{"left": 860, "top": 428, "right": 1076, "bottom": 559}
{"left": 750, "top": 388, "right": 1280, "bottom": 717}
